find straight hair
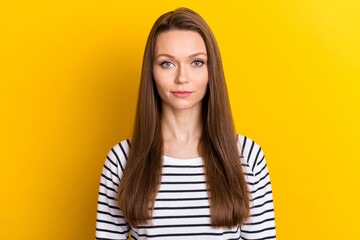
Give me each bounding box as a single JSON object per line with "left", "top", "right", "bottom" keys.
{"left": 118, "top": 7, "right": 250, "bottom": 228}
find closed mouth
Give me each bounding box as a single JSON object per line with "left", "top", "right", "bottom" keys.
{"left": 171, "top": 91, "right": 193, "bottom": 93}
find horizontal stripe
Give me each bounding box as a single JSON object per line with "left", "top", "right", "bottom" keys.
{"left": 241, "top": 235, "right": 276, "bottom": 240}
{"left": 252, "top": 190, "right": 273, "bottom": 202}
{"left": 98, "top": 201, "right": 120, "bottom": 210}
{"left": 153, "top": 205, "right": 210, "bottom": 210}
{"left": 158, "top": 189, "right": 208, "bottom": 193}
{"left": 243, "top": 217, "right": 275, "bottom": 226}
{"left": 162, "top": 173, "right": 204, "bottom": 176}
{"left": 137, "top": 223, "right": 212, "bottom": 229}
{"left": 102, "top": 164, "right": 120, "bottom": 182}
{"left": 250, "top": 208, "right": 275, "bottom": 218}
{"left": 101, "top": 173, "right": 119, "bottom": 187}
{"left": 156, "top": 197, "right": 208, "bottom": 201}
{"left": 161, "top": 181, "right": 206, "bottom": 184}
{"left": 135, "top": 226, "right": 240, "bottom": 238}
{"left": 163, "top": 165, "right": 203, "bottom": 168}
{"left": 98, "top": 192, "right": 117, "bottom": 201}
{"left": 100, "top": 183, "right": 117, "bottom": 193}
{"left": 96, "top": 237, "right": 126, "bottom": 240}
{"left": 97, "top": 210, "right": 124, "bottom": 219}
{"left": 97, "top": 219, "right": 129, "bottom": 227}
{"left": 251, "top": 199, "right": 274, "bottom": 209}
{"left": 96, "top": 227, "right": 128, "bottom": 235}
{"left": 241, "top": 226, "right": 275, "bottom": 234}
{"left": 251, "top": 181, "right": 271, "bottom": 194}
{"left": 152, "top": 214, "right": 210, "bottom": 219}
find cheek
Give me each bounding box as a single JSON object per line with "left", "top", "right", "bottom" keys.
{"left": 153, "top": 68, "right": 172, "bottom": 98}
{"left": 152, "top": 66, "right": 161, "bottom": 86}
{"left": 154, "top": 77, "right": 170, "bottom": 93}
{"left": 203, "top": 70, "right": 209, "bottom": 85}
{"left": 194, "top": 68, "right": 209, "bottom": 90}
{"left": 153, "top": 67, "right": 165, "bottom": 90}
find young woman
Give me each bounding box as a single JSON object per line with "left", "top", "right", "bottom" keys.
{"left": 96, "top": 7, "right": 276, "bottom": 240}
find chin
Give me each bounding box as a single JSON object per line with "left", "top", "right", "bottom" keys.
{"left": 171, "top": 102, "right": 202, "bottom": 111}
{"left": 161, "top": 98, "right": 203, "bottom": 111}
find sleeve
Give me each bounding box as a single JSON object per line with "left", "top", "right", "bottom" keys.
{"left": 240, "top": 139, "right": 276, "bottom": 240}
{"left": 95, "top": 144, "right": 130, "bottom": 240}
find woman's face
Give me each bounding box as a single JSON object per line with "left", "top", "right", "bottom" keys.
{"left": 153, "top": 30, "right": 208, "bottom": 112}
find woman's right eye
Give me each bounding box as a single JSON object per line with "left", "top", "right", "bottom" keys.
{"left": 160, "top": 61, "right": 174, "bottom": 68}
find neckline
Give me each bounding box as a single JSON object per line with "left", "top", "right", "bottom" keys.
{"left": 163, "top": 155, "right": 202, "bottom": 161}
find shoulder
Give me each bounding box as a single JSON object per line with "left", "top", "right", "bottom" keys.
{"left": 236, "top": 133, "right": 266, "bottom": 175}
{"left": 104, "top": 139, "right": 131, "bottom": 176}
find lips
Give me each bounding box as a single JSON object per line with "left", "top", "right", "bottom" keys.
{"left": 171, "top": 90, "right": 193, "bottom": 98}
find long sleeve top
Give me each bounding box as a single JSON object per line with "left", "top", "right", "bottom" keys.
{"left": 95, "top": 134, "right": 276, "bottom": 240}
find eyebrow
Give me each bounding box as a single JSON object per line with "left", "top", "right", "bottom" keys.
{"left": 155, "top": 52, "right": 207, "bottom": 59}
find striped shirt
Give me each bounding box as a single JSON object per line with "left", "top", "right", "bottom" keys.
{"left": 96, "top": 134, "right": 276, "bottom": 240}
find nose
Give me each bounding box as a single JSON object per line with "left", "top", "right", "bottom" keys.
{"left": 175, "top": 64, "right": 189, "bottom": 84}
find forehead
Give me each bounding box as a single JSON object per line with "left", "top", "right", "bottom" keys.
{"left": 154, "top": 30, "right": 207, "bottom": 56}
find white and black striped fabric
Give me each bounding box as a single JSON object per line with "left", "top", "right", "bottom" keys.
{"left": 96, "top": 134, "right": 276, "bottom": 240}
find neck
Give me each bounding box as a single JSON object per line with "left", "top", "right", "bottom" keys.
{"left": 161, "top": 103, "right": 203, "bottom": 144}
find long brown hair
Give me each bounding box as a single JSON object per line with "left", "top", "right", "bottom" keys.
{"left": 118, "top": 7, "right": 250, "bottom": 228}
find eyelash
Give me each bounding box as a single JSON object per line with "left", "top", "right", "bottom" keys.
{"left": 160, "top": 61, "right": 174, "bottom": 68}
{"left": 192, "top": 60, "right": 204, "bottom": 67}
{"left": 159, "top": 60, "right": 205, "bottom": 68}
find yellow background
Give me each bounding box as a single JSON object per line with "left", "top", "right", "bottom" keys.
{"left": 1, "top": 0, "right": 359, "bottom": 239}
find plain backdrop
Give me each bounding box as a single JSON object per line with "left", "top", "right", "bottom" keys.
{"left": 1, "top": 0, "right": 359, "bottom": 239}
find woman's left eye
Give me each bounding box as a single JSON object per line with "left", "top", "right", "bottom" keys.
{"left": 192, "top": 60, "right": 204, "bottom": 67}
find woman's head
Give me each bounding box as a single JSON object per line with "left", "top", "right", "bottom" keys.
{"left": 153, "top": 29, "right": 209, "bottom": 112}
{"left": 139, "top": 7, "right": 227, "bottom": 119}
